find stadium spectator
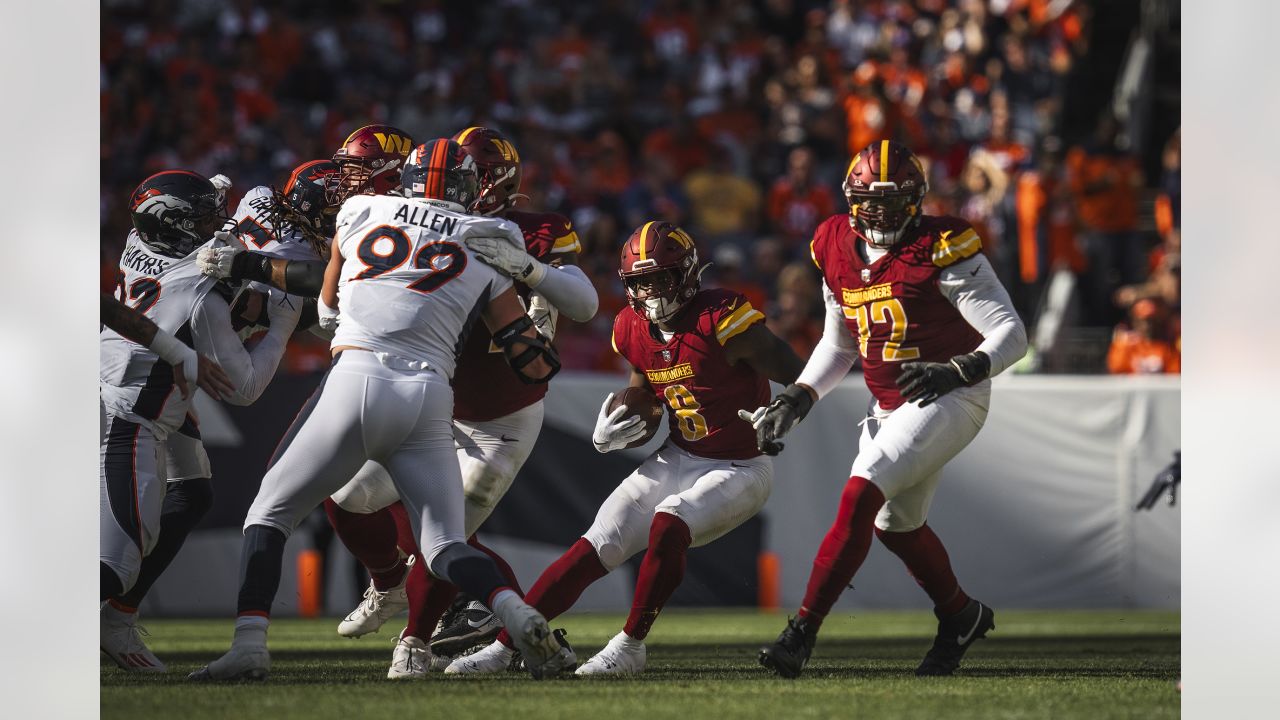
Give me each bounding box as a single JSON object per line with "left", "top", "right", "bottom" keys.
{"left": 767, "top": 146, "right": 837, "bottom": 250}
{"left": 1106, "top": 299, "right": 1180, "bottom": 375}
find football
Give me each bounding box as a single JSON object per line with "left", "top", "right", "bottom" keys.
{"left": 608, "top": 386, "right": 665, "bottom": 449}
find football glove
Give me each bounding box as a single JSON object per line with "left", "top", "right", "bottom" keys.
{"left": 592, "top": 393, "right": 647, "bottom": 453}
{"left": 465, "top": 235, "right": 548, "bottom": 286}
{"left": 209, "top": 174, "right": 233, "bottom": 213}
{"left": 740, "top": 383, "right": 815, "bottom": 456}
{"left": 895, "top": 351, "right": 991, "bottom": 407}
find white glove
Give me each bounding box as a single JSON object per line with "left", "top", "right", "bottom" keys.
{"left": 317, "top": 295, "right": 340, "bottom": 338}
{"left": 265, "top": 288, "right": 303, "bottom": 335}
{"left": 737, "top": 406, "right": 767, "bottom": 428}
{"left": 527, "top": 292, "right": 559, "bottom": 341}
{"left": 466, "top": 235, "right": 547, "bottom": 286}
{"left": 197, "top": 246, "right": 241, "bottom": 279}
{"left": 209, "top": 174, "right": 233, "bottom": 209}
{"left": 592, "top": 393, "right": 648, "bottom": 453}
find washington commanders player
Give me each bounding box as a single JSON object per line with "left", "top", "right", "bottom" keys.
{"left": 101, "top": 171, "right": 302, "bottom": 672}
{"left": 321, "top": 126, "right": 598, "bottom": 679}
{"left": 750, "top": 140, "right": 1027, "bottom": 678}
{"left": 189, "top": 139, "right": 575, "bottom": 682}
{"left": 446, "top": 221, "right": 806, "bottom": 676}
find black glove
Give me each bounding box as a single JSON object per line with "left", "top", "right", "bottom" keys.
{"left": 1135, "top": 451, "right": 1180, "bottom": 511}
{"left": 757, "top": 383, "right": 815, "bottom": 456}
{"left": 896, "top": 351, "right": 991, "bottom": 407}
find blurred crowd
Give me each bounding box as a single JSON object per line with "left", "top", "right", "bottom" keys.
{"left": 102, "top": 0, "right": 1180, "bottom": 374}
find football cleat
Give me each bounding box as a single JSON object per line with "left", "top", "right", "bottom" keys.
{"left": 100, "top": 608, "right": 167, "bottom": 673}
{"left": 915, "top": 599, "right": 995, "bottom": 676}
{"left": 758, "top": 615, "right": 818, "bottom": 679}
{"left": 443, "top": 640, "right": 517, "bottom": 675}
{"left": 387, "top": 629, "right": 434, "bottom": 680}
{"left": 337, "top": 556, "right": 413, "bottom": 638}
{"left": 187, "top": 644, "right": 270, "bottom": 682}
{"left": 490, "top": 597, "right": 574, "bottom": 680}
{"left": 430, "top": 600, "right": 505, "bottom": 656}
{"left": 575, "top": 632, "right": 646, "bottom": 676}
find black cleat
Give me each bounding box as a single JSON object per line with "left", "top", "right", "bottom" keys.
{"left": 430, "top": 599, "right": 504, "bottom": 656}
{"left": 915, "top": 599, "right": 995, "bottom": 676}
{"left": 759, "top": 616, "right": 818, "bottom": 679}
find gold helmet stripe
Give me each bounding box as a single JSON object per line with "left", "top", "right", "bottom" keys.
{"left": 455, "top": 127, "right": 481, "bottom": 145}
{"left": 638, "top": 220, "right": 656, "bottom": 261}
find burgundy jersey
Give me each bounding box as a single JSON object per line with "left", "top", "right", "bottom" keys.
{"left": 452, "top": 210, "right": 582, "bottom": 422}
{"left": 810, "top": 213, "right": 985, "bottom": 411}
{"left": 612, "top": 288, "right": 770, "bottom": 461}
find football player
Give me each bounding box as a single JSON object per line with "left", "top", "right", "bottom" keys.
{"left": 446, "top": 221, "right": 806, "bottom": 676}
{"left": 188, "top": 139, "right": 576, "bottom": 682}
{"left": 322, "top": 126, "right": 599, "bottom": 679}
{"left": 751, "top": 140, "right": 1027, "bottom": 678}
{"left": 197, "top": 125, "right": 415, "bottom": 297}
{"left": 101, "top": 171, "right": 303, "bottom": 672}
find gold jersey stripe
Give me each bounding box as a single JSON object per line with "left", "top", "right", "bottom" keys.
{"left": 551, "top": 231, "right": 582, "bottom": 253}
{"left": 611, "top": 326, "right": 620, "bottom": 355}
{"left": 809, "top": 236, "right": 822, "bottom": 270}
{"left": 716, "top": 307, "right": 765, "bottom": 344}
{"left": 715, "top": 302, "right": 756, "bottom": 333}
{"left": 931, "top": 229, "right": 982, "bottom": 267}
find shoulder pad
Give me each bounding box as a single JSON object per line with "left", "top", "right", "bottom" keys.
{"left": 930, "top": 222, "right": 982, "bottom": 268}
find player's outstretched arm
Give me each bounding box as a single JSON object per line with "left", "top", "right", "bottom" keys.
{"left": 189, "top": 288, "right": 301, "bottom": 405}
{"left": 101, "top": 293, "right": 235, "bottom": 401}
{"left": 465, "top": 236, "right": 598, "bottom": 321}
{"left": 196, "top": 231, "right": 328, "bottom": 297}
{"left": 482, "top": 286, "right": 561, "bottom": 384}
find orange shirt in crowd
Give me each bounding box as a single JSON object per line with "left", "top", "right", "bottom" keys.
{"left": 767, "top": 179, "right": 836, "bottom": 245}
{"left": 1065, "top": 148, "right": 1140, "bottom": 232}
{"left": 1106, "top": 331, "right": 1180, "bottom": 374}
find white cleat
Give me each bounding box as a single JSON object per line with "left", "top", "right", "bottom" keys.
{"left": 490, "top": 596, "right": 574, "bottom": 679}
{"left": 100, "top": 608, "right": 167, "bottom": 673}
{"left": 337, "top": 556, "right": 413, "bottom": 638}
{"left": 187, "top": 644, "right": 270, "bottom": 682}
{"left": 387, "top": 629, "right": 434, "bottom": 680}
{"left": 444, "top": 640, "right": 516, "bottom": 675}
{"left": 576, "top": 632, "right": 647, "bottom": 676}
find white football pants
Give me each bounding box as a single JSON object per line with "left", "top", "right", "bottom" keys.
{"left": 851, "top": 381, "right": 990, "bottom": 532}
{"left": 243, "top": 350, "right": 465, "bottom": 566}
{"left": 583, "top": 443, "right": 773, "bottom": 571}
{"left": 329, "top": 401, "right": 543, "bottom": 537}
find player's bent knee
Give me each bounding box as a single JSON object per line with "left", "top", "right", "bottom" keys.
{"left": 462, "top": 461, "right": 515, "bottom": 509}
{"left": 583, "top": 534, "right": 627, "bottom": 572}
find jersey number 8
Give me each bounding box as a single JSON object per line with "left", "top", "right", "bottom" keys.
{"left": 353, "top": 225, "right": 467, "bottom": 294}
{"left": 663, "top": 384, "right": 709, "bottom": 442}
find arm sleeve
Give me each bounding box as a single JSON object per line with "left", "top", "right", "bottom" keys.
{"left": 525, "top": 263, "right": 598, "bottom": 322}
{"left": 794, "top": 285, "right": 859, "bottom": 400}
{"left": 190, "top": 292, "right": 293, "bottom": 406}
{"left": 938, "top": 253, "right": 1028, "bottom": 377}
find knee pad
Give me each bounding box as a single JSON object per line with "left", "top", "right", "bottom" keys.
{"left": 461, "top": 457, "right": 515, "bottom": 510}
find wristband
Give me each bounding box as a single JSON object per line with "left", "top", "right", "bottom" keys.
{"left": 149, "top": 329, "right": 197, "bottom": 372}
{"left": 519, "top": 259, "right": 548, "bottom": 287}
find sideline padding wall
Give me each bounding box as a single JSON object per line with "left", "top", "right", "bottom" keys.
{"left": 138, "top": 373, "right": 1179, "bottom": 616}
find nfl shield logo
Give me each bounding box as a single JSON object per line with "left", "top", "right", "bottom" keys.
{"left": 661, "top": 350, "right": 672, "bottom": 362}
{"left": 860, "top": 268, "right": 871, "bottom": 283}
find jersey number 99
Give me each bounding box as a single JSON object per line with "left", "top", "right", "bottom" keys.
{"left": 353, "top": 225, "right": 467, "bottom": 294}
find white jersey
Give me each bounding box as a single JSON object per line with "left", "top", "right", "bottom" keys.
{"left": 100, "top": 230, "right": 218, "bottom": 436}
{"left": 331, "top": 195, "right": 516, "bottom": 378}
{"left": 230, "top": 185, "right": 321, "bottom": 263}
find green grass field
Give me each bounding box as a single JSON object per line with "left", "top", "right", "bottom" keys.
{"left": 101, "top": 609, "right": 1179, "bottom": 720}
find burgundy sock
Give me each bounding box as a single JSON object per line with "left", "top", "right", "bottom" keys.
{"left": 403, "top": 553, "right": 460, "bottom": 642}
{"left": 468, "top": 535, "right": 523, "bottom": 596}
{"left": 496, "top": 538, "right": 608, "bottom": 648}
{"left": 623, "top": 512, "right": 692, "bottom": 641}
{"left": 797, "top": 475, "right": 885, "bottom": 628}
{"left": 323, "top": 499, "right": 404, "bottom": 591}
{"left": 387, "top": 502, "right": 419, "bottom": 557}
{"left": 875, "top": 524, "right": 970, "bottom": 617}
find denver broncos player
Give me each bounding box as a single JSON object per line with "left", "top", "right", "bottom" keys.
{"left": 197, "top": 125, "right": 414, "bottom": 297}
{"left": 321, "top": 127, "right": 598, "bottom": 679}
{"left": 446, "top": 221, "right": 805, "bottom": 676}
{"left": 189, "top": 139, "right": 574, "bottom": 682}
{"left": 750, "top": 140, "right": 1027, "bottom": 679}
{"left": 101, "top": 171, "right": 302, "bottom": 672}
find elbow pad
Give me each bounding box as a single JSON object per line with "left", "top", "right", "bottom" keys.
{"left": 493, "top": 314, "right": 561, "bottom": 384}
{"left": 283, "top": 260, "right": 326, "bottom": 298}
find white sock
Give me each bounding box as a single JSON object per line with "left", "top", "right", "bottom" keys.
{"left": 488, "top": 589, "right": 522, "bottom": 624}
{"left": 617, "top": 631, "right": 644, "bottom": 649}
{"left": 233, "top": 615, "right": 269, "bottom": 648}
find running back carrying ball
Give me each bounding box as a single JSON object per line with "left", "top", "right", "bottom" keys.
{"left": 598, "top": 387, "right": 663, "bottom": 450}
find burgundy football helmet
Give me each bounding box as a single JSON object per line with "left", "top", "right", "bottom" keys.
{"left": 843, "top": 139, "right": 928, "bottom": 248}
{"left": 332, "top": 124, "right": 415, "bottom": 201}
{"left": 451, "top": 126, "right": 525, "bottom": 216}
{"left": 619, "top": 221, "right": 702, "bottom": 324}
{"left": 274, "top": 159, "right": 341, "bottom": 254}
